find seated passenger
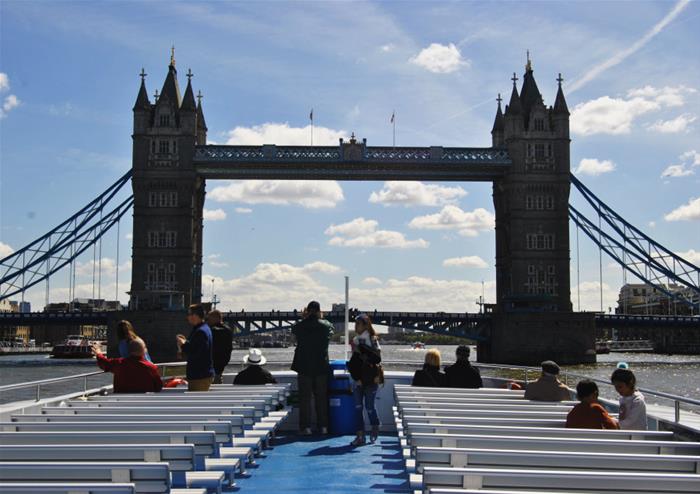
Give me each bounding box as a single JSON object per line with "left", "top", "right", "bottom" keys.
{"left": 444, "top": 345, "right": 482, "bottom": 389}
{"left": 523, "top": 360, "right": 570, "bottom": 401}
{"left": 93, "top": 338, "right": 162, "bottom": 393}
{"left": 233, "top": 348, "right": 277, "bottom": 385}
{"left": 612, "top": 368, "right": 647, "bottom": 430}
{"left": 566, "top": 379, "right": 619, "bottom": 429}
{"left": 412, "top": 349, "right": 448, "bottom": 387}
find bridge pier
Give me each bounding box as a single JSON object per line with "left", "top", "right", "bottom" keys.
{"left": 477, "top": 312, "right": 596, "bottom": 365}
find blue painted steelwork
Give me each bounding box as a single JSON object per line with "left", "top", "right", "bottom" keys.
{"left": 0, "top": 171, "right": 133, "bottom": 301}
{"left": 596, "top": 314, "right": 700, "bottom": 328}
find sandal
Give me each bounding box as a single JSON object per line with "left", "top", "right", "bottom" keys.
{"left": 370, "top": 427, "right": 379, "bottom": 443}
{"left": 350, "top": 435, "right": 366, "bottom": 447}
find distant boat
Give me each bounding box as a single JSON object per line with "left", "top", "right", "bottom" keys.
{"left": 0, "top": 339, "right": 51, "bottom": 356}
{"left": 50, "top": 335, "right": 96, "bottom": 359}
{"left": 412, "top": 341, "right": 425, "bottom": 350}
{"left": 595, "top": 340, "right": 610, "bottom": 354}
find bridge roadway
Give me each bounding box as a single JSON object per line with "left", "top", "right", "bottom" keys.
{"left": 0, "top": 310, "right": 697, "bottom": 336}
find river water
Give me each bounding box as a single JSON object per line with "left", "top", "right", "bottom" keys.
{"left": 1, "top": 345, "right": 699, "bottom": 408}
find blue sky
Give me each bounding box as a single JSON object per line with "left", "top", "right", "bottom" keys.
{"left": 1, "top": 0, "right": 698, "bottom": 312}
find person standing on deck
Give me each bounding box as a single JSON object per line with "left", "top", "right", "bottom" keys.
{"left": 176, "top": 304, "right": 215, "bottom": 391}
{"left": 116, "top": 320, "right": 152, "bottom": 362}
{"left": 207, "top": 310, "right": 233, "bottom": 384}
{"left": 524, "top": 360, "right": 570, "bottom": 401}
{"left": 348, "top": 314, "right": 382, "bottom": 446}
{"left": 444, "top": 345, "right": 482, "bottom": 389}
{"left": 92, "top": 338, "right": 162, "bottom": 393}
{"left": 291, "top": 301, "right": 333, "bottom": 435}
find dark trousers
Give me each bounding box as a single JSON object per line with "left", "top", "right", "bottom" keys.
{"left": 298, "top": 373, "right": 328, "bottom": 430}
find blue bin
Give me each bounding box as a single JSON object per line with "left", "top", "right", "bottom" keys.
{"left": 328, "top": 359, "right": 360, "bottom": 435}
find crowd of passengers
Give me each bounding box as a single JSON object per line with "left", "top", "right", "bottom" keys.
{"left": 92, "top": 301, "right": 648, "bottom": 444}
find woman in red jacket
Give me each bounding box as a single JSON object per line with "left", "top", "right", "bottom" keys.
{"left": 93, "top": 338, "right": 162, "bottom": 393}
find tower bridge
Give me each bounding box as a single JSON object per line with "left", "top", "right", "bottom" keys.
{"left": 1, "top": 54, "right": 698, "bottom": 364}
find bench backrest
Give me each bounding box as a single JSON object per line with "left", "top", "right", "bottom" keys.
{"left": 402, "top": 416, "right": 566, "bottom": 428}
{"left": 62, "top": 400, "right": 269, "bottom": 412}
{"left": 0, "top": 462, "right": 170, "bottom": 493}
{"left": 0, "top": 444, "right": 195, "bottom": 472}
{"left": 412, "top": 446, "right": 700, "bottom": 473}
{"left": 398, "top": 404, "right": 574, "bottom": 412}
{"left": 0, "top": 483, "right": 136, "bottom": 494}
{"left": 14, "top": 413, "right": 251, "bottom": 429}
{"left": 418, "top": 466, "right": 700, "bottom": 492}
{"left": 407, "top": 432, "right": 700, "bottom": 456}
{"left": 41, "top": 406, "right": 260, "bottom": 418}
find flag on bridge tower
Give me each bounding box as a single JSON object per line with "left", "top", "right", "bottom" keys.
{"left": 309, "top": 108, "right": 314, "bottom": 146}
{"left": 390, "top": 110, "right": 396, "bottom": 148}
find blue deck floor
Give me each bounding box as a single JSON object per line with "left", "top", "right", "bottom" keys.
{"left": 230, "top": 434, "right": 411, "bottom": 493}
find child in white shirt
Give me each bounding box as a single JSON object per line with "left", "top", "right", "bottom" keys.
{"left": 611, "top": 368, "right": 647, "bottom": 430}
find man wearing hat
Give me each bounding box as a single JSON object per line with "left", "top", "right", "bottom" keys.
{"left": 524, "top": 360, "right": 571, "bottom": 401}
{"left": 233, "top": 348, "right": 277, "bottom": 385}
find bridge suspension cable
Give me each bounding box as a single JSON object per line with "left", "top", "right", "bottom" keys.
{"left": 570, "top": 174, "right": 700, "bottom": 309}
{"left": 0, "top": 171, "right": 133, "bottom": 302}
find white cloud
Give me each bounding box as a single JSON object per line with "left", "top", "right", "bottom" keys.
{"left": 443, "top": 256, "right": 489, "bottom": 269}
{"left": 209, "top": 180, "right": 344, "bottom": 209}
{"left": 408, "top": 205, "right": 494, "bottom": 237}
{"left": 409, "top": 43, "right": 469, "bottom": 74}
{"left": 680, "top": 150, "right": 700, "bottom": 166}
{"left": 0, "top": 241, "right": 14, "bottom": 259}
{"left": 325, "top": 217, "right": 428, "bottom": 249}
{"left": 647, "top": 114, "right": 697, "bottom": 134}
{"left": 574, "top": 158, "right": 616, "bottom": 176}
{"left": 568, "top": 0, "right": 691, "bottom": 93}
{"left": 234, "top": 207, "right": 253, "bottom": 214}
{"left": 661, "top": 164, "right": 694, "bottom": 178}
{"left": 369, "top": 181, "right": 466, "bottom": 207}
{"left": 363, "top": 277, "right": 382, "bottom": 285}
{"left": 664, "top": 197, "right": 700, "bottom": 222}
{"left": 676, "top": 249, "right": 700, "bottom": 265}
{"left": 303, "top": 261, "right": 342, "bottom": 274}
{"left": 572, "top": 281, "right": 619, "bottom": 312}
{"left": 0, "top": 94, "right": 20, "bottom": 119}
{"left": 73, "top": 258, "right": 130, "bottom": 278}
{"left": 225, "top": 122, "right": 345, "bottom": 146}
{"left": 380, "top": 44, "right": 395, "bottom": 53}
{"left": 648, "top": 221, "right": 656, "bottom": 228}
{"left": 203, "top": 208, "right": 227, "bottom": 221}
{"left": 0, "top": 73, "right": 9, "bottom": 92}
{"left": 660, "top": 150, "right": 700, "bottom": 178}
{"left": 570, "top": 86, "right": 696, "bottom": 136}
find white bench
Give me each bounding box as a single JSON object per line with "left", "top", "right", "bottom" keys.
{"left": 406, "top": 432, "right": 700, "bottom": 456}
{"left": 0, "top": 431, "right": 219, "bottom": 468}
{"left": 401, "top": 422, "right": 671, "bottom": 440}
{"left": 396, "top": 396, "right": 578, "bottom": 406}
{"left": 411, "top": 466, "right": 700, "bottom": 492}
{"left": 1, "top": 421, "right": 233, "bottom": 446}
{"left": 0, "top": 483, "right": 137, "bottom": 494}
{"left": 409, "top": 446, "right": 700, "bottom": 474}
{"left": 15, "top": 413, "right": 251, "bottom": 431}
{"left": 42, "top": 405, "right": 262, "bottom": 419}
{"left": 401, "top": 416, "right": 566, "bottom": 428}
{"left": 0, "top": 461, "right": 172, "bottom": 493}
{"left": 92, "top": 394, "right": 277, "bottom": 407}
{"left": 60, "top": 400, "right": 270, "bottom": 413}
{"left": 396, "top": 403, "right": 574, "bottom": 413}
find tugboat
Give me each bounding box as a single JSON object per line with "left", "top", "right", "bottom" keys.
{"left": 50, "top": 334, "right": 96, "bottom": 359}
{"left": 411, "top": 341, "right": 425, "bottom": 350}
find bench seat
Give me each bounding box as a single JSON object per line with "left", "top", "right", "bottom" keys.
{"left": 0, "top": 483, "right": 136, "bottom": 494}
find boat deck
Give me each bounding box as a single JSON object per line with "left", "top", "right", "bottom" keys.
{"left": 234, "top": 434, "right": 409, "bottom": 493}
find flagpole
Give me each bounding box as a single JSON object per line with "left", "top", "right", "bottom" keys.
{"left": 391, "top": 110, "right": 396, "bottom": 148}
{"left": 310, "top": 108, "right": 314, "bottom": 146}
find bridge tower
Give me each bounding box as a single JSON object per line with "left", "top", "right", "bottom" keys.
{"left": 129, "top": 51, "right": 207, "bottom": 312}
{"left": 482, "top": 58, "right": 595, "bottom": 364}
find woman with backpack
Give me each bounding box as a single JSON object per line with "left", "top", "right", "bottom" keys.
{"left": 348, "top": 314, "right": 382, "bottom": 446}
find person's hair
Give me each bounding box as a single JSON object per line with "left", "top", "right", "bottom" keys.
{"left": 576, "top": 379, "right": 598, "bottom": 400}
{"left": 127, "top": 337, "right": 146, "bottom": 357}
{"left": 611, "top": 368, "right": 636, "bottom": 388}
{"left": 207, "top": 310, "right": 222, "bottom": 325}
{"left": 304, "top": 301, "right": 322, "bottom": 320}
{"left": 116, "top": 320, "right": 137, "bottom": 341}
{"left": 355, "top": 314, "right": 377, "bottom": 339}
{"left": 424, "top": 348, "right": 441, "bottom": 367}
{"left": 456, "top": 345, "right": 470, "bottom": 360}
{"left": 188, "top": 304, "right": 205, "bottom": 319}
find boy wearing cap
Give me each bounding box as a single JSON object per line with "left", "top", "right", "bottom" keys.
{"left": 524, "top": 360, "right": 571, "bottom": 401}
{"left": 234, "top": 348, "right": 277, "bottom": 385}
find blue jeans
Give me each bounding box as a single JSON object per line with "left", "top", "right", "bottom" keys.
{"left": 353, "top": 382, "right": 379, "bottom": 431}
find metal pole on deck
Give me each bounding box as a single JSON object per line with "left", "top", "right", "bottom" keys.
{"left": 344, "top": 276, "right": 350, "bottom": 361}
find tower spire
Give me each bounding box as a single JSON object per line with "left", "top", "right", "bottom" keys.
{"left": 170, "top": 45, "right": 176, "bottom": 67}
{"left": 526, "top": 49, "right": 532, "bottom": 72}
{"left": 491, "top": 93, "right": 505, "bottom": 134}
{"left": 506, "top": 73, "right": 522, "bottom": 116}
{"left": 133, "top": 68, "right": 151, "bottom": 111}
{"left": 553, "top": 72, "right": 569, "bottom": 115}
